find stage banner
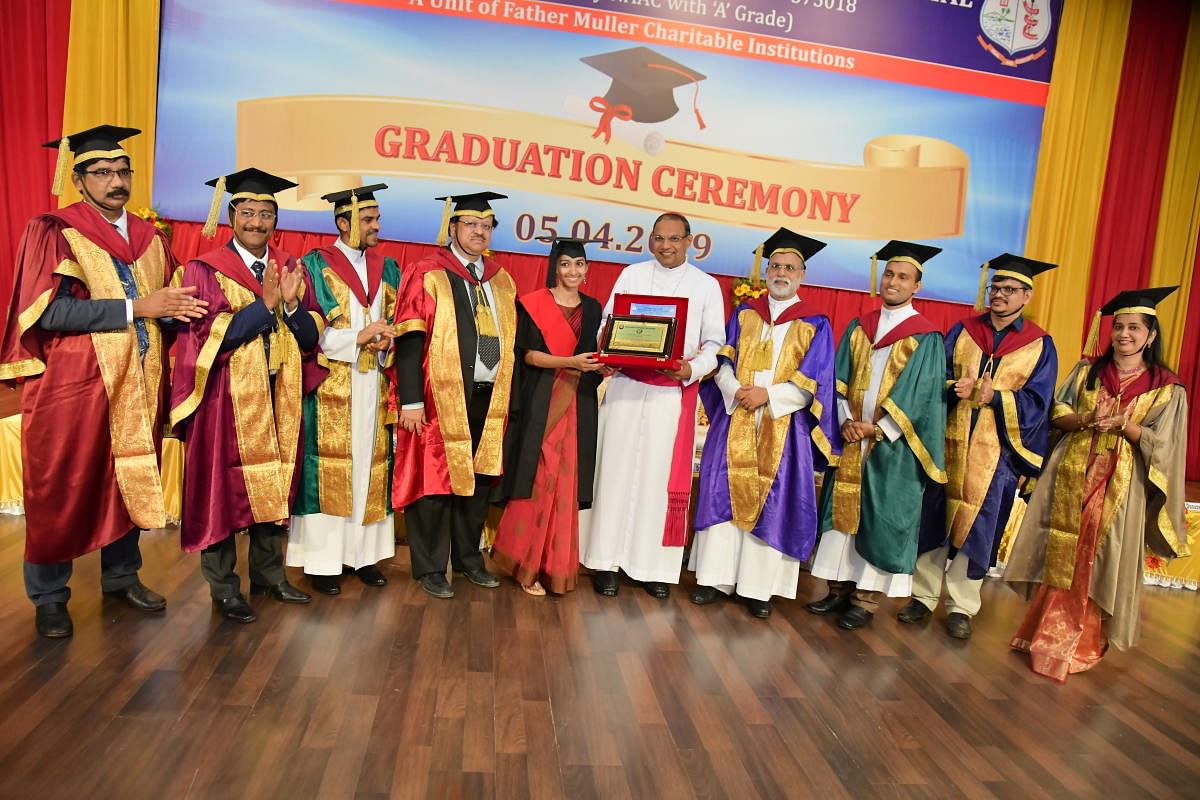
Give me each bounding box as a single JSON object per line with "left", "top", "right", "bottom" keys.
{"left": 154, "top": 0, "right": 1063, "bottom": 302}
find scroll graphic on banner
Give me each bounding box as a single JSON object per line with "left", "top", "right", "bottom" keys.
{"left": 238, "top": 95, "right": 967, "bottom": 239}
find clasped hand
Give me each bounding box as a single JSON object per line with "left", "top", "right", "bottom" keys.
{"left": 357, "top": 321, "right": 395, "bottom": 351}
{"left": 734, "top": 385, "right": 768, "bottom": 411}
{"left": 841, "top": 420, "right": 875, "bottom": 443}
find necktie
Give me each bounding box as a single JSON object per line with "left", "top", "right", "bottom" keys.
{"left": 251, "top": 260, "right": 272, "bottom": 365}
{"left": 468, "top": 262, "right": 500, "bottom": 370}
{"left": 111, "top": 224, "right": 148, "bottom": 357}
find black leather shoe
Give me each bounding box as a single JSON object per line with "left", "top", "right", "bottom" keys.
{"left": 746, "top": 598, "right": 772, "bottom": 619}
{"left": 946, "top": 612, "right": 972, "bottom": 640}
{"left": 838, "top": 605, "right": 874, "bottom": 630}
{"left": 806, "top": 591, "right": 851, "bottom": 615}
{"left": 455, "top": 567, "right": 499, "bottom": 588}
{"left": 643, "top": 581, "right": 670, "bottom": 599}
{"left": 690, "top": 585, "right": 721, "bottom": 605}
{"left": 897, "top": 600, "right": 933, "bottom": 624}
{"left": 35, "top": 602, "right": 73, "bottom": 638}
{"left": 213, "top": 595, "right": 256, "bottom": 623}
{"left": 592, "top": 571, "right": 619, "bottom": 597}
{"left": 251, "top": 580, "right": 312, "bottom": 604}
{"left": 356, "top": 564, "right": 388, "bottom": 587}
{"left": 309, "top": 574, "right": 341, "bottom": 595}
{"left": 105, "top": 581, "right": 166, "bottom": 612}
{"left": 419, "top": 573, "right": 454, "bottom": 599}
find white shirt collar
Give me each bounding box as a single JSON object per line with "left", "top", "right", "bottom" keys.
{"left": 231, "top": 237, "right": 268, "bottom": 270}
{"left": 110, "top": 209, "right": 129, "bottom": 242}
{"left": 335, "top": 236, "right": 366, "bottom": 266}
{"left": 879, "top": 301, "right": 916, "bottom": 320}
{"left": 767, "top": 293, "right": 800, "bottom": 321}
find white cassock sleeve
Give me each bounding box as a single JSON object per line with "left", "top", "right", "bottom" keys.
{"left": 713, "top": 363, "right": 741, "bottom": 415}
{"left": 877, "top": 414, "right": 902, "bottom": 442}
{"left": 837, "top": 397, "right": 851, "bottom": 426}
{"left": 767, "top": 384, "right": 811, "bottom": 419}
{"left": 683, "top": 276, "right": 726, "bottom": 385}
{"left": 320, "top": 327, "right": 358, "bottom": 364}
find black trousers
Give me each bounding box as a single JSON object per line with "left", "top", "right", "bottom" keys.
{"left": 405, "top": 383, "right": 493, "bottom": 579}
{"left": 24, "top": 527, "right": 142, "bottom": 606}
{"left": 199, "top": 523, "right": 286, "bottom": 599}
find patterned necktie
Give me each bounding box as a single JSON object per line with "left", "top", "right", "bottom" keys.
{"left": 469, "top": 262, "right": 500, "bottom": 370}
{"left": 251, "top": 259, "right": 271, "bottom": 364}
{"left": 110, "top": 223, "right": 148, "bottom": 357}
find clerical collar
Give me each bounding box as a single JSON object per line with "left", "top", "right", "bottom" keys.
{"left": 880, "top": 302, "right": 915, "bottom": 320}
{"left": 335, "top": 236, "right": 366, "bottom": 266}
{"left": 230, "top": 236, "right": 266, "bottom": 269}
{"left": 767, "top": 294, "right": 799, "bottom": 320}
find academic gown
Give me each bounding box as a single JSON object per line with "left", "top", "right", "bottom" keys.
{"left": 690, "top": 294, "right": 838, "bottom": 601}
{"left": 918, "top": 314, "right": 1057, "bottom": 578}
{"left": 0, "top": 202, "right": 176, "bottom": 563}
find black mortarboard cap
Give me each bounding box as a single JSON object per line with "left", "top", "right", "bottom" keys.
{"left": 43, "top": 124, "right": 140, "bottom": 196}
{"left": 975, "top": 253, "right": 1057, "bottom": 309}
{"left": 434, "top": 191, "right": 507, "bottom": 245}
{"left": 755, "top": 227, "right": 825, "bottom": 262}
{"left": 538, "top": 236, "right": 595, "bottom": 288}
{"left": 872, "top": 240, "right": 942, "bottom": 268}
{"left": 202, "top": 167, "right": 299, "bottom": 238}
{"left": 318, "top": 184, "right": 388, "bottom": 248}
{"left": 1098, "top": 285, "right": 1179, "bottom": 316}
{"left": 581, "top": 46, "right": 706, "bottom": 126}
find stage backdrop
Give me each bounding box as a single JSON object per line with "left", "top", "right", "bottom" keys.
{"left": 154, "top": 0, "right": 1061, "bottom": 303}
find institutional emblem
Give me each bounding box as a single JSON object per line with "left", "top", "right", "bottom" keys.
{"left": 977, "top": 0, "right": 1052, "bottom": 67}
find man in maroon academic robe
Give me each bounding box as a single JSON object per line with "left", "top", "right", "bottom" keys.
{"left": 170, "top": 168, "right": 325, "bottom": 623}
{"left": 0, "top": 125, "right": 207, "bottom": 638}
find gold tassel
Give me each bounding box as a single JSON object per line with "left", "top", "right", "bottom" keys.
{"left": 474, "top": 286, "right": 499, "bottom": 337}
{"left": 1083, "top": 310, "right": 1102, "bottom": 358}
{"left": 974, "top": 260, "right": 990, "bottom": 311}
{"left": 51, "top": 137, "right": 72, "bottom": 197}
{"left": 869, "top": 254, "right": 879, "bottom": 297}
{"left": 201, "top": 175, "right": 226, "bottom": 239}
{"left": 348, "top": 191, "right": 361, "bottom": 249}
{"left": 749, "top": 243, "right": 764, "bottom": 285}
{"left": 356, "top": 346, "right": 376, "bottom": 373}
{"left": 268, "top": 329, "right": 283, "bottom": 373}
{"left": 745, "top": 327, "right": 773, "bottom": 372}
{"left": 436, "top": 196, "right": 453, "bottom": 246}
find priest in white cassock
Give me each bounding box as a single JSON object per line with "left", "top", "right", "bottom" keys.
{"left": 288, "top": 185, "right": 401, "bottom": 596}
{"left": 689, "top": 229, "right": 838, "bottom": 618}
{"left": 579, "top": 212, "right": 726, "bottom": 599}
{"left": 808, "top": 241, "right": 948, "bottom": 630}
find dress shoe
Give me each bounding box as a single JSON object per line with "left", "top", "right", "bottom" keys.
{"left": 355, "top": 564, "right": 388, "bottom": 587}
{"left": 837, "top": 605, "right": 874, "bottom": 630}
{"left": 690, "top": 585, "right": 721, "bottom": 605}
{"left": 592, "top": 570, "right": 619, "bottom": 597}
{"left": 806, "top": 591, "right": 851, "bottom": 615}
{"left": 946, "top": 612, "right": 972, "bottom": 640}
{"left": 35, "top": 602, "right": 73, "bottom": 638}
{"left": 419, "top": 573, "right": 454, "bottom": 599}
{"left": 643, "top": 581, "right": 670, "bottom": 599}
{"left": 897, "top": 600, "right": 933, "bottom": 624}
{"left": 746, "top": 598, "right": 772, "bottom": 619}
{"left": 105, "top": 581, "right": 166, "bottom": 612}
{"left": 213, "top": 595, "right": 256, "bottom": 624}
{"left": 250, "top": 580, "right": 312, "bottom": 604}
{"left": 310, "top": 574, "right": 342, "bottom": 595}
{"left": 457, "top": 567, "right": 500, "bottom": 588}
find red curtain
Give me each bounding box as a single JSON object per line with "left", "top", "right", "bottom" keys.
{"left": 0, "top": 0, "right": 72, "bottom": 313}
{"left": 168, "top": 219, "right": 974, "bottom": 341}
{"left": 1082, "top": 0, "right": 1192, "bottom": 351}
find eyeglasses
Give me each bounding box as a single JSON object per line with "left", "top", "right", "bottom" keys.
{"left": 766, "top": 263, "right": 804, "bottom": 274}
{"left": 84, "top": 168, "right": 134, "bottom": 180}
{"left": 987, "top": 284, "right": 1027, "bottom": 297}
{"left": 235, "top": 208, "right": 277, "bottom": 221}
{"left": 650, "top": 234, "right": 690, "bottom": 245}
{"left": 455, "top": 220, "right": 493, "bottom": 231}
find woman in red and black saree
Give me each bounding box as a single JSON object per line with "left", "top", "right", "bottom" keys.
{"left": 1004, "top": 287, "right": 1189, "bottom": 682}
{"left": 491, "top": 238, "right": 604, "bottom": 595}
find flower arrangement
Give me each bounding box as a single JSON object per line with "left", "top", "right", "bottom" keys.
{"left": 131, "top": 206, "right": 172, "bottom": 240}
{"left": 731, "top": 277, "right": 767, "bottom": 305}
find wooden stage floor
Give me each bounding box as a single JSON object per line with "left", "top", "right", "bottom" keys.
{"left": 0, "top": 516, "right": 1197, "bottom": 799}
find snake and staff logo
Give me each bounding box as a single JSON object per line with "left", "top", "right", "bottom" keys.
{"left": 978, "top": 0, "right": 1053, "bottom": 68}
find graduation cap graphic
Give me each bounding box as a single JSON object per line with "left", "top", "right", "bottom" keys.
{"left": 581, "top": 46, "right": 706, "bottom": 144}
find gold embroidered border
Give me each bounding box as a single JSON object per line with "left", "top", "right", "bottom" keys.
{"left": 830, "top": 324, "right": 874, "bottom": 534}
{"left": 425, "top": 271, "right": 475, "bottom": 495}
{"left": 0, "top": 358, "right": 45, "bottom": 381}
{"left": 880, "top": 397, "right": 947, "bottom": 484}
{"left": 717, "top": 343, "right": 737, "bottom": 362}
{"left": 1051, "top": 401, "right": 1075, "bottom": 421}
{"left": 1000, "top": 390, "right": 1043, "bottom": 469}
{"left": 169, "top": 310, "right": 233, "bottom": 428}
{"left": 15, "top": 288, "right": 54, "bottom": 338}
{"left": 316, "top": 268, "right": 355, "bottom": 516}
{"left": 394, "top": 318, "right": 428, "bottom": 337}
{"left": 473, "top": 270, "right": 517, "bottom": 477}
{"left": 52, "top": 258, "right": 85, "bottom": 282}
{"left": 61, "top": 227, "right": 165, "bottom": 529}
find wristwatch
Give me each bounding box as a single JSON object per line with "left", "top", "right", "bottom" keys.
{"left": 872, "top": 424, "right": 884, "bottom": 442}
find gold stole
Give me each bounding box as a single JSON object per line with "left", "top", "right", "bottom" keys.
{"left": 424, "top": 269, "right": 517, "bottom": 496}
{"left": 213, "top": 274, "right": 303, "bottom": 522}
{"left": 725, "top": 310, "right": 819, "bottom": 530}
{"left": 1044, "top": 376, "right": 1174, "bottom": 588}
{"left": 944, "top": 334, "right": 1043, "bottom": 547}
{"left": 58, "top": 228, "right": 167, "bottom": 529}
{"left": 830, "top": 326, "right": 920, "bottom": 535}
{"left": 314, "top": 268, "right": 398, "bottom": 523}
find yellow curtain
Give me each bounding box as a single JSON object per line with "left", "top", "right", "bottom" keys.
{"left": 1023, "top": 1, "right": 1132, "bottom": 380}
{"left": 1148, "top": 5, "right": 1200, "bottom": 370}
{"left": 58, "top": 0, "right": 161, "bottom": 211}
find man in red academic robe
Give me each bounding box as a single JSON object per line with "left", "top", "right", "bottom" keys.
{"left": 392, "top": 191, "right": 518, "bottom": 598}
{"left": 170, "top": 168, "right": 325, "bottom": 623}
{"left": 0, "top": 125, "right": 207, "bottom": 638}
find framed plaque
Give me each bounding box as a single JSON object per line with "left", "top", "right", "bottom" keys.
{"left": 597, "top": 293, "right": 689, "bottom": 371}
